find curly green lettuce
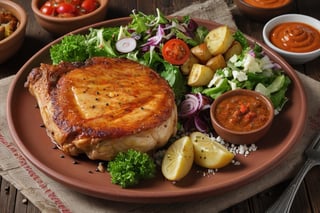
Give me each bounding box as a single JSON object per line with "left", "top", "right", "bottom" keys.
{"left": 50, "top": 34, "right": 89, "bottom": 64}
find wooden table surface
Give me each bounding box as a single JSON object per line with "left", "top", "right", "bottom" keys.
{"left": 1, "top": 0, "right": 319, "bottom": 212}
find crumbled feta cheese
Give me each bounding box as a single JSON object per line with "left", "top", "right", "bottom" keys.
{"left": 208, "top": 73, "right": 223, "bottom": 87}
{"left": 243, "top": 54, "right": 262, "bottom": 73}
{"left": 229, "top": 54, "right": 238, "bottom": 63}
{"left": 260, "top": 55, "right": 273, "bottom": 70}
{"left": 228, "top": 80, "right": 237, "bottom": 90}
{"left": 222, "top": 67, "right": 232, "bottom": 77}
{"left": 232, "top": 70, "right": 248, "bottom": 82}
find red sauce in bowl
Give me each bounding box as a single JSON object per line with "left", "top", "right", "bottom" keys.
{"left": 270, "top": 22, "right": 320, "bottom": 53}
{"left": 243, "top": 0, "right": 291, "bottom": 9}
{"left": 214, "top": 94, "right": 271, "bottom": 132}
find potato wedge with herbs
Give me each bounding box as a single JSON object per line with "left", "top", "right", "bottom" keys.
{"left": 206, "top": 54, "right": 226, "bottom": 72}
{"left": 188, "top": 64, "right": 214, "bottom": 87}
{"left": 204, "top": 25, "right": 234, "bottom": 56}
{"left": 190, "top": 43, "right": 212, "bottom": 63}
{"left": 181, "top": 54, "right": 200, "bottom": 75}
{"left": 224, "top": 41, "right": 242, "bottom": 61}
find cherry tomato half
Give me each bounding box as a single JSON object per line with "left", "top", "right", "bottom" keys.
{"left": 162, "top": 39, "right": 190, "bottom": 65}
{"left": 40, "top": 1, "right": 55, "bottom": 16}
{"left": 81, "top": 0, "right": 98, "bottom": 13}
{"left": 56, "top": 2, "right": 76, "bottom": 14}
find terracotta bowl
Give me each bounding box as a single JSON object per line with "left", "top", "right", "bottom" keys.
{"left": 0, "top": 1, "right": 27, "bottom": 64}
{"left": 263, "top": 14, "right": 320, "bottom": 65}
{"left": 234, "top": 0, "right": 293, "bottom": 22}
{"left": 210, "top": 89, "right": 274, "bottom": 145}
{"left": 31, "top": 0, "right": 109, "bottom": 36}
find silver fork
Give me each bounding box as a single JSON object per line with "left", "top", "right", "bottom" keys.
{"left": 266, "top": 132, "right": 320, "bottom": 213}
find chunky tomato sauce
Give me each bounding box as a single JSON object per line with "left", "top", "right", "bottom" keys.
{"left": 270, "top": 22, "right": 320, "bottom": 53}
{"left": 243, "top": 0, "right": 291, "bottom": 8}
{"left": 215, "top": 95, "right": 271, "bottom": 132}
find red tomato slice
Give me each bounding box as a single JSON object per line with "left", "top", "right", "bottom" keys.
{"left": 162, "top": 39, "right": 190, "bottom": 65}
{"left": 81, "top": 0, "right": 98, "bottom": 13}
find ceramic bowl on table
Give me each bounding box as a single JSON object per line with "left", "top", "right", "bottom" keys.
{"left": 0, "top": 1, "right": 27, "bottom": 64}
{"left": 31, "top": 0, "right": 109, "bottom": 36}
{"left": 234, "top": 0, "right": 293, "bottom": 22}
{"left": 263, "top": 14, "right": 320, "bottom": 65}
{"left": 210, "top": 89, "right": 274, "bottom": 145}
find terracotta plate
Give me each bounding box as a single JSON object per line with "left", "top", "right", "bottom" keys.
{"left": 7, "top": 17, "right": 307, "bottom": 203}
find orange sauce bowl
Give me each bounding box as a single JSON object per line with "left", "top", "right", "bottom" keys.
{"left": 210, "top": 89, "right": 274, "bottom": 145}
{"left": 263, "top": 14, "right": 320, "bottom": 64}
{"left": 234, "top": 0, "right": 293, "bottom": 22}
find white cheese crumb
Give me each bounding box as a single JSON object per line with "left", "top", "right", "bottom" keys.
{"left": 243, "top": 54, "right": 262, "bottom": 73}
{"left": 232, "top": 70, "right": 248, "bottom": 82}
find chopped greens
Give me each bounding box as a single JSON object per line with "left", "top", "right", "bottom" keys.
{"left": 50, "top": 34, "right": 89, "bottom": 64}
{"left": 233, "top": 30, "right": 249, "bottom": 49}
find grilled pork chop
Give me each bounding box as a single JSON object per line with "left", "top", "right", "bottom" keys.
{"left": 25, "top": 57, "right": 177, "bottom": 160}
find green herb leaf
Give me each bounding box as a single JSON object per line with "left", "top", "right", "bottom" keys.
{"left": 50, "top": 34, "right": 89, "bottom": 64}
{"left": 107, "top": 149, "right": 156, "bottom": 188}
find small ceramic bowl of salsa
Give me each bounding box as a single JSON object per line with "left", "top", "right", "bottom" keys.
{"left": 210, "top": 89, "right": 274, "bottom": 145}
{"left": 234, "top": 0, "right": 294, "bottom": 22}
{"left": 31, "top": 0, "right": 109, "bottom": 36}
{"left": 263, "top": 14, "right": 320, "bottom": 64}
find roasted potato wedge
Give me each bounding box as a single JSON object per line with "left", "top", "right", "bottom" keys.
{"left": 188, "top": 64, "right": 214, "bottom": 87}
{"left": 224, "top": 41, "right": 242, "bottom": 61}
{"left": 181, "top": 54, "right": 200, "bottom": 75}
{"left": 190, "top": 43, "right": 212, "bottom": 63}
{"left": 206, "top": 54, "right": 226, "bottom": 72}
{"left": 204, "top": 25, "right": 234, "bottom": 56}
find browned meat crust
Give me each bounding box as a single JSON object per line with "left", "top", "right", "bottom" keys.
{"left": 25, "top": 57, "right": 177, "bottom": 160}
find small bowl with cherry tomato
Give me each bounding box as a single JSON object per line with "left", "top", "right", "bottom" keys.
{"left": 31, "top": 0, "right": 109, "bottom": 36}
{"left": 210, "top": 89, "right": 274, "bottom": 145}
